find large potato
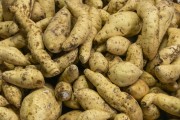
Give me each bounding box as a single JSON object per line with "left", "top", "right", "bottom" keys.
{"left": 20, "top": 87, "right": 62, "bottom": 120}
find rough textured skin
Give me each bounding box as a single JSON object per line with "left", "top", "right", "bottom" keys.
{"left": 20, "top": 87, "right": 62, "bottom": 120}
{"left": 1, "top": 0, "right": 14, "bottom": 21}
{"left": 74, "top": 88, "right": 117, "bottom": 116}
{"left": 84, "top": 69, "right": 143, "bottom": 120}
{"left": 142, "top": 104, "right": 160, "bottom": 120}
{"left": 73, "top": 75, "right": 89, "bottom": 92}
{"left": 0, "top": 95, "right": 9, "bottom": 107}
{"left": 31, "top": 1, "right": 45, "bottom": 22}
{"left": 85, "top": 0, "right": 103, "bottom": 9}
{"left": 43, "top": 7, "right": 71, "bottom": 53}
{"left": 107, "top": 0, "right": 127, "bottom": 14}
{"left": 95, "top": 11, "right": 142, "bottom": 43}
{"left": 114, "top": 113, "right": 130, "bottom": 120}
{"left": 0, "top": 107, "right": 19, "bottom": 120}
{"left": 63, "top": 94, "right": 81, "bottom": 109}
{"left": 2, "top": 67, "right": 45, "bottom": 89}
{"left": 108, "top": 62, "right": 142, "bottom": 87}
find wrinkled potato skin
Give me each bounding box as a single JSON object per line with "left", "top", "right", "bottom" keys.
{"left": 20, "top": 87, "right": 62, "bottom": 120}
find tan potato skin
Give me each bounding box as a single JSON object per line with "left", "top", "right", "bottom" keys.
{"left": 43, "top": 7, "right": 71, "bottom": 53}
{"left": 37, "top": 0, "right": 55, "bottom": 17}
{"left": 114, "top": 113, "right": 130, "bottom": 120}
{"left": 107, "top": 0, "right": 127, "bottom": 14}
{"left": 62, "top": 14, "right": 91, "bottom": 51}
{"left": 0, "top": 21, "right": 19, "bottom": 39}
{"left": 2, "top": 67, "right": 45, "bottom": 89}
{"left": 89, "top": 52, "right": 108, "bottom": 73}
{"left": 63, "top": 94, "right": 81, "bottom": 109}
{"left": 0, "top": 95, "right": 9, "bottom": 107}
{"left": 155, "top": 64, "right": 180, "bottom": 83}
{"left": 106, "top": 36, "right": 131, "bottom": 55}
{"left": 0, "top": 46, "right": 30, "bottom": 66}
{"left": 79, "top": 27, "right": 97, "bottom": 64}
{"left": 2, "top": 82, "right": 22, "bottom": 108}
{"left": 31, "top": 1, "right": 45, "bottom": 22}
{"left": 98, "top": 9, "right": 110, "bottom": 23}
{"left": 1, "top": 0, "right": 14, "bottom": 21}
{"left": 58, "top": 64, "right": 79, "bottom": 83}
{"left": 74, "top": 88, "right": 117, "bottom": 116}
{"left": 20, "top": 87, "right": 62, "bottom": 120}
{"left": 55, "top": 81, "right": 72, "bottom": 101}
{"left": 126, "top": 43, "right": 143, "bottom": 69}
{"left": 139, "top": 71, "right": 157, "bottom": 87}
{"left": 136, "top": 1, "right": 159, "bottom": 60}
{"left": 108, "top": 62, "right": 142, "bottom": 87}
{"left": 73, "top": 75, "right": 89, "bottom": 92}
{"left": 77, "top": 109, "right": 111, "bottom": 120}
{"left": 0, "top": 107, "right": 19, "bottom": 120}
{"left": 167, "top": 28, "right": 180, "bottom": 46}
{"left": 95, "top": 11, "right": 142, "bottom": 43}
{"left": 85, "top": 0, "right": 103, "bottom": 9}
{"left": 142, "top": 104, "right": 160, "bottom": 120}
{"left": 84, "top": 69, "right": 143, "bottom": 120}
{"left": 127, "top": 80, "right": 149, "bottom": 100}
{"left": 36, "top": 17, "right": 52, "bottom": 31}
{"left": 142, "top": 93, "right": 180, "bottom": 117}
{"left": 0, "top": 33, "right": 26, "bottom": 49}
{"left": 58, "top": 110, "right": 82, "bottom": 120}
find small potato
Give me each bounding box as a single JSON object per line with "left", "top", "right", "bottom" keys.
{"left": 31, "top": 1, "right": 45, "bottom": 22}
{"left": 89, "top": 52, "right": 108, "bottom": 73}
{"left": 85, "top": 0, "right": 103, "bottom": 9}
{"left": 55, "top": 81, "right": 72, "bottom": 101}
{"left": 0, "top": 46, "right": 30, "bottom": 66}
{"left": 155, "top": 64, "right": 180, "bottom": 83}
{"left": 79, "top": 27, "right": 97, "bottom": 64}
{"left": 126, "top": 43, "right": 143, "bottom": 69}
{"left": 37, "top": 0, "right": 55, "bottom": 17}
{"left": 106, "top": 36, "right": 131, "bottom": 55}
{"left": 107, "top": 0, "right": 127, "bottom": 14}
{"left": 59, "top": 64, "right": 79, "bottom": 83}
{"left": 139, "top": 71, "right": 157, "bottom": 87}
{"left": 0, "top": 95, "right": 9, "bottom": 107}
{"left": 74, "top": 88, "right": 117, "bottom": 116}
{"left": 95, "top": 11, "right": 142, "bottom": 43}
{"left": 2, "top": 82, "right": 22, "bottom": 108}
{"left": 63, "top": 94, "right": 81, "bottom": 109}
{"left": 0, "top": 33, "right": 26, "bottom": 49}
{"left": 84, "top": 69, "right": 143, "bottom": 120}
{"left": 62, "top": 14, "right": 91, "bottom": 51}
{"left": 114, "top": 113, "right": 130, "bottom": 120}
{"left": 20, "top": 87, "right": 62, "bottom": 120}
{"left": 127, "top": 80, "right": 149, "bottom": 100}
{"left": 43, "top": 7, "right": 71, "bottom": 53}
{"left": 77, "top": 109, "right": 111, "bottom": 120}
{"left": 73, "top": 75, "right": 89, "bottom": 92}
{"left": 0, "top": 21, "right": 19, "bottom": 39}
{"left": 2, "top": 67, "right": 45, "bottom": 89}
{"left": 58, "top": 110, "right": 82, "bottom": 120}
{"left": 108, "top": 62, "right": 142, "bottom": 87}
{"left": 54, "top": 49, "right": 78, "bottom": 73}
{"left": 0, "top": 107, "right": 19, "bottom": 120}
{"left": 142, "top": 104, "right": 160, "bottom": 120}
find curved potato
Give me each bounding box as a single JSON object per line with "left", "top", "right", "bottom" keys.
{"left": 0, "top": 107, "right": 19, "bottom": 120}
